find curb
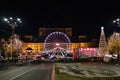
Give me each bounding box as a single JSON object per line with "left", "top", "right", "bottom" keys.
{"left": 51, "top": 64, "right": 55, "bottom": 80}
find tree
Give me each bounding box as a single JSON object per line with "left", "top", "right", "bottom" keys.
{"left": 107, "top": 32, "right": 120, "bottom": 62}
{"left": 7, "top": 34, "right": 22, "bottom": 59}
{"left": 0, "top": 38, "right": 8, "bottom": 59}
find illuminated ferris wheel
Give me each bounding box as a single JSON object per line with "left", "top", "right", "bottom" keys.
{"left": 44, "top": 32, "right": 71, "bottom": 52}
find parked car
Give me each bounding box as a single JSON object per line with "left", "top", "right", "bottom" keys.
{"left": 0, "top": 59, "right": 9, "bottom": 70}
{"left": 16, "top": 59, "right": 27, "bottom": 66}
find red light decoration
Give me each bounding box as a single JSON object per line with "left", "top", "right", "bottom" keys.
{"left": 81, "top": 48, "right": 83, "bottom": 51}
{"left": 80, "top": 48, "right": 97, "bottom": 52}
{"left": 87, "top": 48, "right": 89, "bottom": 50}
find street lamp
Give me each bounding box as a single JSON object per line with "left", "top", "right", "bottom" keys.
{"left": 3, "top": 17, "right": 22, "bottom": 34}
{"left": 113, "top": 18, "right": 120, "bottom": 27}
{"left": 3, "top": 17, "right": 22, "bottom": 59}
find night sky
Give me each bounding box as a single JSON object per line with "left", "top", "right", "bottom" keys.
{"left": 0, "top": 1, "right": 120, "bottom": 40}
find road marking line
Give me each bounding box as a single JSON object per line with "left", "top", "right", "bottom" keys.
{"left": 9, "top": 66, "right": 38, "bottom": 80}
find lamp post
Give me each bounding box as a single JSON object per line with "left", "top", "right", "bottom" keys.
{"left": 3, "top": 17, "right": 22, "bottom": 59}
{"left": 3, "top": 17, "right": 22, "bottom": 35}
{"left": 113, "top": 18, "right": 120, "bottom": 26}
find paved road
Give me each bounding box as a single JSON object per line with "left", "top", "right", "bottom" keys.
{"left": 0, "top": 63, "right": 53, "bottom": 80}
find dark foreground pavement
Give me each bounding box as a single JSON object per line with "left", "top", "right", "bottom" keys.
{"left": 0, "top": 63, "right": 53, "bottom": 80}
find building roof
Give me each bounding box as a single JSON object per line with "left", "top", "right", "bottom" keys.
{"left": 25, "top": 47, "right": 33, "bottom": 50}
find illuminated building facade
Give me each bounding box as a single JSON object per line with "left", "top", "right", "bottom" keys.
{"left": 22, "top": 28, "right": 97, "bottom": 55}
{"left": 39, "top": 28, "right": 72, "bottom": 37}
